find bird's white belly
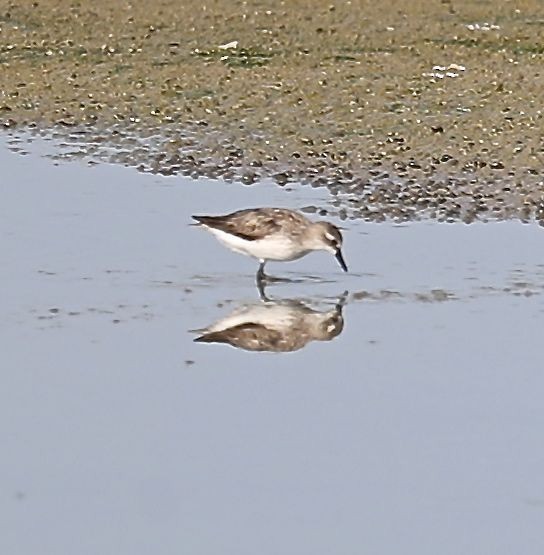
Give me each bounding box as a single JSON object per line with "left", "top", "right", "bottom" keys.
{"left": 204, "top": 303, "right": 300, "bottom": 333}
{"left": 208, "top": 228, "right": 308, "bottom": 261}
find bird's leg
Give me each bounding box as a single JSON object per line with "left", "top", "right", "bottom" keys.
{"left": 256, "top": 261, "right": 267, "bottom": 283}
{"left": 256, "top": 277, "right": 271, "bottom": 301}
{"left": 256, "top": 260, "right": 291, "bottom": 284}
{"left": 256, "top": 262, "right": 275, "bottom": 298}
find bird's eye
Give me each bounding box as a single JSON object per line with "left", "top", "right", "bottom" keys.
{"left": 324, "top": 231, "right": 340, "bottom": 250}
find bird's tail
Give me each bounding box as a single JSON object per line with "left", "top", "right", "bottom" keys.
{"left": 191, "top": 215, "right": 218, "bottom": 226}
{"left": 193, "top": 332, "right": 222, "bottom": 343}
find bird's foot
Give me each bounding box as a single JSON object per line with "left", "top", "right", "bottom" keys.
{"left": 260, "top": 274, "right": 292, "bottom": 283}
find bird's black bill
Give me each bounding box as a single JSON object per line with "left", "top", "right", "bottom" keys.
{"left": 335, "top": 249, "right": 348, "bottom": 272}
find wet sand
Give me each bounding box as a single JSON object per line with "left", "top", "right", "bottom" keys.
{"left": 1, "top": 0, "right": 544, "bottom": 221}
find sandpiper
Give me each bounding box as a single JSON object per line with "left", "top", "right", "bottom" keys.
{"left": 193, "top": 293, "right": 347, "bottom": 352}
{"left": 192, "top": 207, "right": 348, "bottom": 281}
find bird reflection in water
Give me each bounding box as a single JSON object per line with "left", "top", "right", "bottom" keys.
{"left": 193, "top": 290, "right": 348, "bottom": 353}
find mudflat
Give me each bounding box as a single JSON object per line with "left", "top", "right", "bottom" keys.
{"left": 1, "top": 0, "right": 543, "bottom": 222}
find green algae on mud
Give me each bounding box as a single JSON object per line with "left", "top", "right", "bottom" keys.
{"left": 1, "top": 0, "right": 543, "bottom": 223}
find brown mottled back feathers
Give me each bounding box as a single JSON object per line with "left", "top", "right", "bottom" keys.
{"left": 194, "top": 323, "right": 310, "bottom": 352}
{"left": 192, "top": 208, "right": 310, "bottom": 241}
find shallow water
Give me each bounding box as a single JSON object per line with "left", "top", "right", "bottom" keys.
{"left": 2, "top": 139, "right": 544, "bottom": 555}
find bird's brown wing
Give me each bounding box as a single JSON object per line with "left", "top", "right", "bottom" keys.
{"left": 194, "top": 323, "right": 290, "bottom": 352}
{"left": 194, "top": 322, "right": 313, "bottom": 352}
{"left": 192, "top": 208, "right": 307, "bottom": 241}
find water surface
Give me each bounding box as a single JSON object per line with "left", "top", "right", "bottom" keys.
{"left": 1, "top": 139, "right": 544, "bottom": 555}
